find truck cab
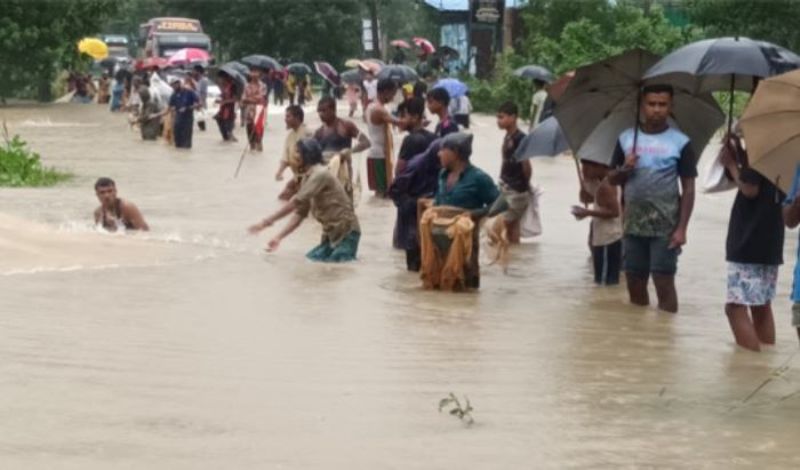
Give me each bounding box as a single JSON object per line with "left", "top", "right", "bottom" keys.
{"left": 138, "top": 17, "right": 212, "bottom": 59}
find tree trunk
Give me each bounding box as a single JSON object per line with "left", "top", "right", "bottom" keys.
{"left": 369, "top": 0, "right": 381, "bottom": 59}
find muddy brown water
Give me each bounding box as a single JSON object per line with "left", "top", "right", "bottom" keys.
{"left": 1, "top": 103, "right": 799, "bottom": 469}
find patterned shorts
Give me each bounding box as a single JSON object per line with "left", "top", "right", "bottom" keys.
{"left": 726, "top": 262, "right": 779, "bottom": 306}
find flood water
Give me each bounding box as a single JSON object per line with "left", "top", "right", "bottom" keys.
{"left": 1, "top": 102, "right": 799, "bottom": 469}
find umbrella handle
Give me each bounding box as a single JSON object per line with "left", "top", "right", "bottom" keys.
{"left": 727, "top": 75, "right": 736, "bottom": 137}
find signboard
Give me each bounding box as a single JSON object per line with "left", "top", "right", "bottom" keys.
{"left": 362, "top": 18, "right": 374, "bottom": 52}
{"left": 155, "top": 20, "right": 201, "bottom": 33}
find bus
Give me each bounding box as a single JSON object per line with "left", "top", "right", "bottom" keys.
{"left": 138, "top": 17, "right": 212, "bottom": 59}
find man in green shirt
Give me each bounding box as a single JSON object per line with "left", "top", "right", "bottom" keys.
{"left": 434, "top": 133, "right": 499, "bottom": 211}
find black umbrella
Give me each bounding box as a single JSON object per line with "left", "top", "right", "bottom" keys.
{"left": 555, "top": 48, "right": 725, "bottom": 166}
{"left": 514, "top": 117, "right": 569, "bottom": 161}
{"left": 241, "top": 54, "right": 281, "bottom": 71}
{"left": 222, "top": 61, "right": 250, "bottom": 77}
{"left": 644, "top": 37, "right": 800, "bottom": 134}
{"left": 514, "top": 65, "right": 555, "bottom": 83}
{"left": 341, "top": 69, "right": 362, "bottom": 85}
{"left": 377, "top": 64, "right": 418, "bottom": 84}
{"left": 287, "top": 62, "right": 312, "bottom": 76}
{"left": 437, "top": 45, "right": 460, "bottom": 60}
{"left": 218, "top": 64, "right": 246, "bottom": 94}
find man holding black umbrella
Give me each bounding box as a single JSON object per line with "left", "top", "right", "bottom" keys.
{"left": 610, "top": 84, "right": 697, "bottom": 313}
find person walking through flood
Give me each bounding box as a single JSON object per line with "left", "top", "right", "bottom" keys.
{"left": 93, "top": 178, "right": 149, "bottom": 232}
{"left": 366, "top": 78, "right": 399, "bottom": 198}
{"left": 783, "top": 164, "right": 800, "bottom": 345}
{"left": 609, "top": 84, "right": 697, "bottom": 313}
{"left": 314, "top": 96, "right": 371, "bottom": 200}
{"left": 720, "top": 127, "right": 785, "bottom": 352}
{"left": 166, "top": 78, "right": 200, "bottom": 149}
{"left": 243, "top": 68, "right": 267, "bottom": 152}
{"left": 248, "top": 138, "right": 361, "bottom": 262}
{"left": 191, "top": 65, "right": 209, "bottom": 131}
{"left": 495, "top": 101, "right": 530, "bottom": 244}
{"left": 215, "top": 74, "right": 238, "bottom": 142}
{"left": 136, "top": 86, "right": 162, "bottom": 141}
{"left": 390, "top": 98, "right": 437, "bottom": 270}
{"left": 419, "top": 133, "right": 500, "bottom": 291}
{"left": 572, "top": 160, "right": 623, "bottom": 286}
{"left": 97, "top": 72, "right": 111, "bottom": 105}
{"left": 275, "top": 105, "right": 312, "bottom": 200}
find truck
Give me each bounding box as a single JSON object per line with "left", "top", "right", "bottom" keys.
{"left": 138, "top": 17, "right": 212, "bottom": 59}
{"left": 102, "top": 34, "right": 131, "bottom": 60}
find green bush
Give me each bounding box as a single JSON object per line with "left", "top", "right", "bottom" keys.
{"left": 465, "top": 51, "right": 538, "bottom": 119}
{"left": 0, "top": 125, "right": 71, "bottom": 187}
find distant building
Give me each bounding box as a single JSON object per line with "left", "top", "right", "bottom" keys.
{"left": 424, "top": 0, "right": 526, "bottom": 78}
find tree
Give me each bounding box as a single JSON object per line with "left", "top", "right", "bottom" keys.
{"left": 683, "top": 0, "right": 800, "bottom": 51}
{"left": 518, "top": 2, "right": 690, "bottom": 74}
{"left": 0, "top": 0, "right": 118, "bottom": 101}
{"left": 99, "top": 0, "right": 363, "bottom": 68}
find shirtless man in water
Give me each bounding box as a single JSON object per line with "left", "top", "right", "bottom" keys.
{"left": 93, "top": 177, "right": 149, "bottom": 232}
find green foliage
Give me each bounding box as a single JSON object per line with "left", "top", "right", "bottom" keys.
{"left": 103, "top": 0, "right": 365, "bottom": 68}
{"left": 438, "top": 393, "right": 474, "bottom": 426}
{"left": 684, "top": 0, "right": 800, "bottom": 52}
{"left": 0, "top": 0, "right": 118, "bottom": 101}
{"left": 466, "top": 51, "right": 535, "bottom": 118}
{"left": 520, "top": 2, "right": 691, "bottom": 74}
{"left": 468, "top": 1, "right": 702, "bottom": 115}
{"left": 0, "top": 124, "right": 71, "bottom": 187}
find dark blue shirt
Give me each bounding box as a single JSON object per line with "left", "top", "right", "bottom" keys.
{"left": 169, "top": 89, "right": 198, "bottom": 119}
{"left": 434, "top": 164, "right": 499, "bottom": 210}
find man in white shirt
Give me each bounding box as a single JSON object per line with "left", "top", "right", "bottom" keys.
{"left": 362, "top": 71, "right": 378, "bottom": 119}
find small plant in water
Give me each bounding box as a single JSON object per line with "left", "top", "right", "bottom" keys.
{"left": 439, "top": 393, "right": 474, "bottom": 426}
{"left": 0, "top": 121, "right": 71, "bottom": 187}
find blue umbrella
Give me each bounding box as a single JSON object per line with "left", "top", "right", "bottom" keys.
{"left": 514, "top": 117, "right": 569, "bottom": 161}
{"left": 432, "top": 78, "right": 468, "bottom": 99}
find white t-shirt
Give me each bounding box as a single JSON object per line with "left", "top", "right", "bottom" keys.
{"left": 363, "top": 79, "right": 378, "bottom": 101}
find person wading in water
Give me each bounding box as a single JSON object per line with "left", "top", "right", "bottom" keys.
{"left": 93, "top": 178, "right": 149, "bottom": 232}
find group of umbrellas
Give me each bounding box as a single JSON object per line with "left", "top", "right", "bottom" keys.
{"left": 513, "top": 36, "right": 800, "bottom": 194}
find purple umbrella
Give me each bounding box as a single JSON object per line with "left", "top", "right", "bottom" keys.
{"left": 314, "top": 61, "right": 340, "bottom": 86}
{"left": 432, "top": 78, "right": 468, "bottom": 99}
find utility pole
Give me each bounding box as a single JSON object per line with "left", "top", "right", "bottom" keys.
{"left": 369, "top": 0, "right": 382, "bottom": 60}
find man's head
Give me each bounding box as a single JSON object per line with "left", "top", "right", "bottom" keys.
{"left": 192, "top": 64, "right": 204, "bottom": 77}
{"left": 533, "top": 79, "right": 546, "bottom": 90}
{"left": 285, "top": 105, "right": 304, "bottom": 130}
{"left": 170, "top": 78, "right": 182, "bottom": 92}
{"left": 426, "top": 87, "right": 450, "bottom": 115}
{"left": 496, "top": 101, "right": 519, "bottom": 131}
{"left": 398, "top": 97, "right": 426, "bottom": 132}
{"left": 249, "top": 68, "right": 260, "bottom": 82}
{"left": 438, "top": 132, "right": 473, "bottom": 170}
{"left": 377, "top": 78, "right": 398, "bottom": 104}
{"left": 94, "top": 177, "right": 117, "bottom": 207}
{"left": 296, "top": 138, "right": 324, "bottom": 169}
{"left": 365, "top": 71, "right": 375, "bottom": 81}
{"left": 317, "top": 96, "right": 337, "bottom": 124}
{"left": 640, "top": 84, "right": 673, "bottom": 128}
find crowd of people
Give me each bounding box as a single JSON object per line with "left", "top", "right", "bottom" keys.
{"left": 89, "top": 58, "right": 800, "bottom": 354}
